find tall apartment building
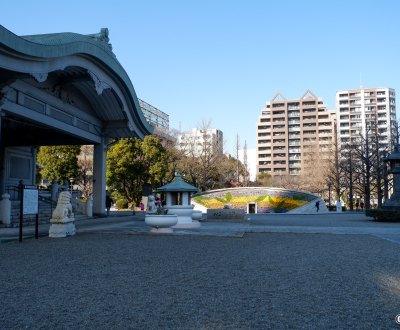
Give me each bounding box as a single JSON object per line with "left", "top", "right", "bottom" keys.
{"left": 336, "top": 88, "right": 396, "bottom": 148}
{"left": 256, "top": 90, "right": 336, "bottom": 176}
{"left": 177, "top": 128, "right": 223, "bottom": 156}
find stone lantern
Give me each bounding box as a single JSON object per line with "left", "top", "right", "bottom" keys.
{"left": 155, "top": 173, "right": 200, "bottom": 228}
{"left": 383, "top": 144, "right": 400, "bottom": 209}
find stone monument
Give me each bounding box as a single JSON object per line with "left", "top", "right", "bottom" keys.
{"left": 48, "top": 191, "right": 76, "bottom": 238}
{"left": 147, "top": 195, "right": 157, "bottom": 214}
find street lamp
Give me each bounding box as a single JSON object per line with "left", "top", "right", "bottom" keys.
{"left": 69, "top": 178, "right": 74, "bottom": 194}
{"left": 328, "top": 182, "right": 332, "bottom": 208}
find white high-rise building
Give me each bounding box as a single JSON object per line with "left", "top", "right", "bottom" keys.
{"left": 336, "top": 87, "right": 396, "bottom": 148}
{"left": 177, "top": 128, "right": 223, "bottom": 156}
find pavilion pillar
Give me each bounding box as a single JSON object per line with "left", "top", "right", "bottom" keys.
{"left": 93, "top": 137, "right": 108, "bottom": 216}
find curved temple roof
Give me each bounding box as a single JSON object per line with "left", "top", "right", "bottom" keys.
{"left": 0, "top": 25, "right": 153, "bottom": 139}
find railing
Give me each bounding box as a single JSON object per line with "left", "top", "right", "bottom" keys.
{"left": 6, "top": 185, "right": 84, "bottom": 215}
{"left": 38, "top": 193, "right": 55, "bottom": 216}
{"left": 6, "top": 185, "right": 20, "bottom": 201}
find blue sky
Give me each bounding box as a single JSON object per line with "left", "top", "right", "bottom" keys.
{"left": 2, "top": 0, "right": 400, "bottom": 154}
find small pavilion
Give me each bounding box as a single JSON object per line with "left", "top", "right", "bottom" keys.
{"left": 156, "top": 174, "right": 200, "bottom": 228}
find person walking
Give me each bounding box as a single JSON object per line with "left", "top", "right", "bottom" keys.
{"left": 315, "top": 200, "right": 320, "bottom": 212}
{"left": 105, "top": 194, "right": 113, "bottom": 216}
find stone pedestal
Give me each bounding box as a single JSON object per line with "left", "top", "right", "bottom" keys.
{"left": 0, "top": 193, "right": 11, "bottom": 225}
{"left": 192, "top": 210, "right": 203, "bottom": 221}
{"left": 49, "top": 218, "right": 76, "bottom": 238}
{"left": 145, "top": 214, "right": 178, "bottom": 234}
{"left": 167, "top": 205, "right": 200, "bottom": 228}
{"left": 86, "top": 197, "right": 93, "bottom": 217}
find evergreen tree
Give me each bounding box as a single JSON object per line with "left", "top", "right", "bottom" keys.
{"left": 106, "top": 135, "right": 170, "bottom": 206}
{"left": 37, "top": 145, "right": 81, "bottom": 183}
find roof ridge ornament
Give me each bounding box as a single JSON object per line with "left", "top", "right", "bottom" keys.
{"left": 88, "top": 28, "right": 112, "bottom": 50}
{"left": 301, "top": 89, "right": 317, "bottom": 100}
{"left": 271, "top": 92, "right": 286, "bottom": 102}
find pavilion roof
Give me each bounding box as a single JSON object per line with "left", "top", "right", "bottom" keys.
{"left": 156, "top": 174, "right": 198, "bottom": 193}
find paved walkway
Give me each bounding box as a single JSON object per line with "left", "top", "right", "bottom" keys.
{"left": 2, "top": 211, "right": 400, "bottom": 245}
{"left": 1, "top": 212, "right": 400, "bottom": 329}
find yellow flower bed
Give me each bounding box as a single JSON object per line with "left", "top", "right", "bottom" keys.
{"left": 195, "top": 195, "right": 307, "bottom": 211}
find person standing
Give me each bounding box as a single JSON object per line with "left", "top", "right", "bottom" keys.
{"left": 105, "top": 194, "right": 113, "bottom": 216}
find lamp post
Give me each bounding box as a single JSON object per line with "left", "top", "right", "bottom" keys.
{"left": 328, "top": 182, "right": 331, "bottom": 208}
{"left": 382, "top": 144, "right": 400, "bottom": 209}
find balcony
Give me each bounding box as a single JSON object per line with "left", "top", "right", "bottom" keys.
{"left": 289, "top": 163, "right": 301, "bottom": 168}
{"left": 288, "top": 112, "right": 300, "bottom": 117}
{"left": 319, "top": 130, "right": 332, "bottom": 135}
{"left": 302, "top": 101, "right": 316, "bottom": 107}
{"left": 273, "top": 153, "right": 286, "bottom": 158}
{"left": 288, "top": 105, "right": 300, "bottom": 110}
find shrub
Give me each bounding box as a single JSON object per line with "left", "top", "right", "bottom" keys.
{"left": 365, "top": 209, "right": 400, "bottom": 222}
{"left": 115, "top": 199, "right": 129, "bottom": 210}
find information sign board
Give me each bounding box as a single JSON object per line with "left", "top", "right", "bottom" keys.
{"left": 23, "top": 186, "right": 38, "bottom": 215}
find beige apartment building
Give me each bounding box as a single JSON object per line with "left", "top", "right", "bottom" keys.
{"left": 256, "top": 90, "right": 336, "bottom": 176}
{"left": 336, "top": 87, "right": 396, "bottom": 148}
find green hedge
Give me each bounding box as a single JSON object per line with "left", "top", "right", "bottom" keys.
{"left": 115, "top": 199, "right": 129, "bottom": 210}
{"left": 365, "top": 209, "right": 400, "bottom": 222}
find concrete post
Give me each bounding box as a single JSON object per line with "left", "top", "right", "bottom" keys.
{"left": 336, "top": 201, "right": 343, "bottom": 212}
{"left": 86, "top": 196, "right": 93, "bottom": 217}
{"left": 166, "top": 192, "right": 172, "bottom": 206}
{"left": 51, "top": 180, "right": 59, "bottom": 201}
{"left": 93, "top": 139, "right": 107, "bottom": 216}
{"left": 0, "top": 193, "right": 11, "bottom": 225}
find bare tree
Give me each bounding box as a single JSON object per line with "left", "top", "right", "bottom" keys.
{"left": 177, "top": 120, "right": 225, "bottom": 191}
{"left": 76, "top": 145, "right": 93, "bottom": 198}
{"left": 340, "top": 143, "right": 357, "bottom": 210}
{"left": 301, "top": 142, "right": 330, "bottom": 194}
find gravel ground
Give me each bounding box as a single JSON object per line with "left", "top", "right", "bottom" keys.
{"left": 1, "top": 232, "right": 400, "bottom": 329}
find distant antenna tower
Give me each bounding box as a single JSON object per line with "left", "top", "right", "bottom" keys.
{"left": 243, "top": 140, "right": 248, "bottom": 186}
{"left": 360, "top": 72, "right": 363, "bottom": 89}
